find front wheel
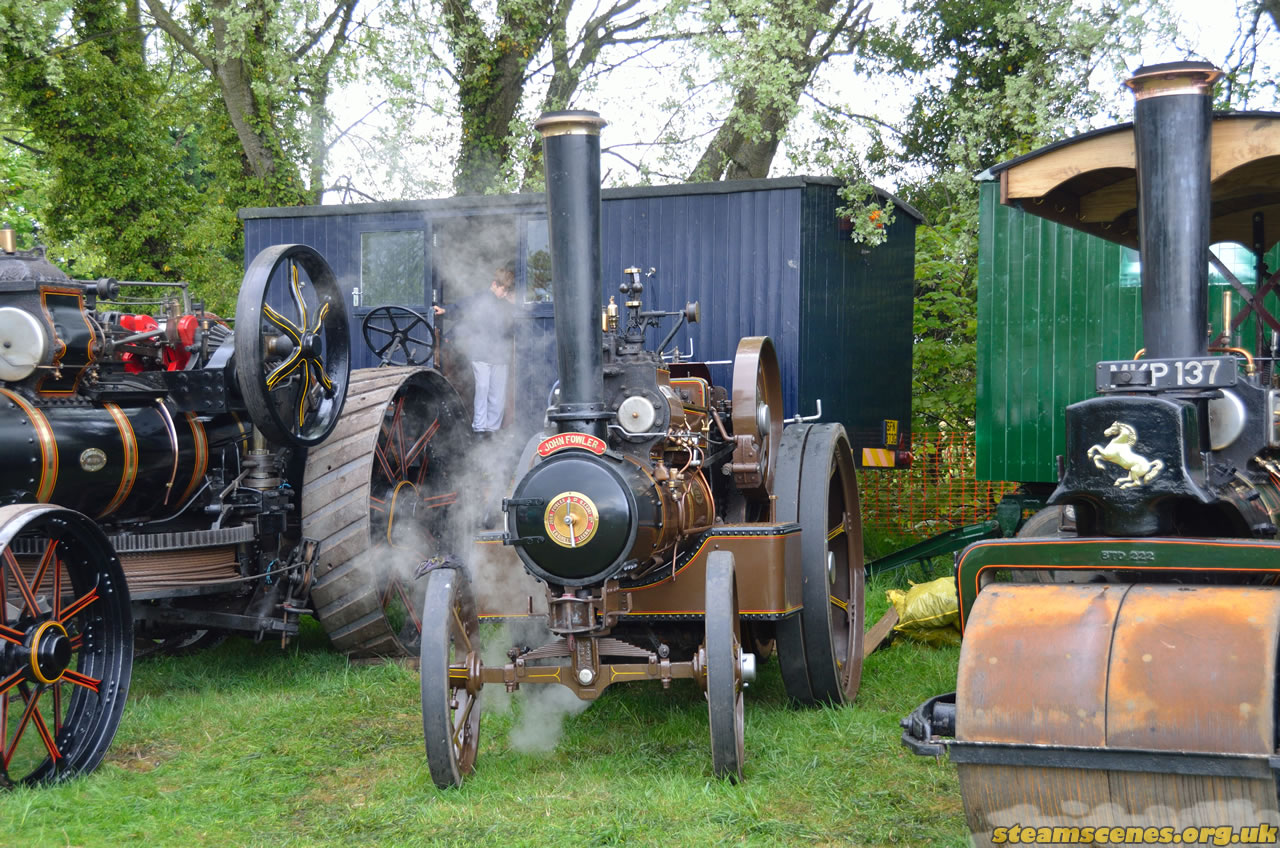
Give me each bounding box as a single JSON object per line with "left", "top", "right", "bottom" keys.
{"left": 705, "top": 551, "right": 745, "bottom": 782}
{"left": 420, "top": 567, "right": 481, "bottom": 789}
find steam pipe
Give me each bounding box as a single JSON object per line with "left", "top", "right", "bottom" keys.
{"left": 1124, "top": 62, "right": 1223, "bottom": 360}
{"left": 536, "top": 110, "right": 609, "bottom": 438}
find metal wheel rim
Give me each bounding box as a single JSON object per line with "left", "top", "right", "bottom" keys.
{"left": 361, "top": 306, "right": 435, "bottom": 367}
{"left": 705, "top": 551, "right": 744, "bottom": 782}
{"left": 420, "top": 567, "right": 480, "bottom": 789}
{"left": 772, "top": 424, "right": 815, "bottom": 703}
{"left": 0, "top": 505, "right": 132, "bottom": 786}
{"left": 234, "top": 244, "right": 350, "bottom": 447}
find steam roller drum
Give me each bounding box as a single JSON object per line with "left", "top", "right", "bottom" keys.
{"left": 303, "top": 367, "right": 470, "bottom": 657}
{"left": 956, "top": 583, "right": 1280, "bottom": 846}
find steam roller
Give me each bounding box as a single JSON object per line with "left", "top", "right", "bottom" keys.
{"left": 901, "top": 62, "right": 1280, "bottom": 843}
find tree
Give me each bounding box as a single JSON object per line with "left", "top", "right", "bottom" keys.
{"left": 855, "top": 0, "right": 1152, "bottom": 431}
{"left": 688, "top": 0, "right": 871, "bottom": 181}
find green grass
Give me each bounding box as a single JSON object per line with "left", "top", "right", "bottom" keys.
{"left": 2, "top": 562, "right": 965, "bottom": 847}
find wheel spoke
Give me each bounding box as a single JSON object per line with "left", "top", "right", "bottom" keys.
{"left": 404, "top": 418, "right": 439, "bottom": 470}
{"left": 394, "top": 580, "right": 422, "bottom": 636}
{"left": 451, "top": 605, "right": 473, "bottom": 654}
{"left": 309, "top": 356, "right": 335, "bottom": 393}
{"left": 61, "top": 670, "right": 101, "bottom": 694}
{"left": 262, "top": 303, "right": 302, "bottom": 344}
{"left": 29, "top": 541, "right": 56, "bottom": 601}
{"left": 296, "top": 360, "right": 313, "bottom": 429}
{"left": 289, "top": 261, "right": 310, "bottom": 328}
{"left": 0, "top": 668, "right": 23, "bottom": 697}
{"left": 421, "top": 492, "right": 458, "bottom": 510}
{"left": 4, "top": 687, "right": 52, "bottom": 769}
{"left": 3, "top": 549, "right": 38, "bottom": 617}
{"left": 59, "top": 585, "right": 99, "bottom": 622}
{"left": 0, "top": 625, "right": 22, "bottom": 645}
{"left": 826, "top": 522, "right": 845, "bottom": 541}
{"left": 451, "top": 694, "right": 475, "bottom": 752}
{"left": 265, "top": 348, "right": 304, "bottom": 389}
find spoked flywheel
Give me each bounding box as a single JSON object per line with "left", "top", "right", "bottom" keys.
{"left": 235, "top": 244, "right": 351, "bottom": 447}
{"left": 773, "top": 423, "right": 865, "bottom": 705}
{"left": 0, "top": 505, "right": 132, "bottom": 786}
{"left": 361, "top": 306, "right": 436, "bottom": 367}
{"left": 420, "top": 566, "right": 481, "bottom": 789}
{"left": 956, "top": 583, "right": 1280, "bottom": 844}
{"left": 704, "top": 551, "right": 745, "bottom": 782}
{"left": 304, "top": 367, "right": 471, "bottom": 657}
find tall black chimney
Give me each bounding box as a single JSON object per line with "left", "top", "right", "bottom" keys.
{"left": 1125, "top": 62, "right": 1222, "bottom": 359}
{"left": 535, "top": 110, "right": 608, "bottom": 438}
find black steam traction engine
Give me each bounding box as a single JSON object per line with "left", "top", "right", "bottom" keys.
{"left": 417, "top": 112, "right": 866, "bottom": 786}
{"left": 902, "top": 63, "right": 1280, "bottom": 840}
{"left": 0, "top": 232, "right": 470, "bottom": 785}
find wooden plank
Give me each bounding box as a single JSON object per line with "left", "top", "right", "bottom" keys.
{"left": 862, "top": 607, "right": 900, "bottom": 658}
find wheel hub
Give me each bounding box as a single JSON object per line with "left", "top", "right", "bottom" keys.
{"left": 29, "top": 620, "right": 72, "bottom": 684}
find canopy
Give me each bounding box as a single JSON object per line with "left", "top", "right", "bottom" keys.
{"left": 989, "top": 113, "right": 1280, "bottom": 250}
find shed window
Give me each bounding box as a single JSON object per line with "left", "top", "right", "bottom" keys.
{"left": 1119, "top": 243, "right": 1259, "bottom": 288}
{"left": 361, "top": 230, "right": 426, "bottom": 305}
{"left": 526, "top": 219, "right": 552, "bottom": 304}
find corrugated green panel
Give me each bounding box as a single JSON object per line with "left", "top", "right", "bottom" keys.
{"left": 976, "top": 181, "right": 1280, "bottom": 483}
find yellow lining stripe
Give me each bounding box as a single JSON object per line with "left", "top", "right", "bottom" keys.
{"left": 178, "top": 413, "right": 208, "bottom": 507}
{"left": 100, "top": 404, "right": 138, "bottom": 518}
{"left": 1, "top": 389, "right": 57, "bottom": 502}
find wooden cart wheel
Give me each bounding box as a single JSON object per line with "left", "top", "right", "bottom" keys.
{"left": 730, "top": 337, "right": 783, "bottom": 499}
{"left": 420, "top": 566, "right": 481, "bottom": 789}
{"left": 234, "top": 244, "right": 350, "bottom": 447}
{"left": 705, "top": 550, "right": 744, "bottom": 782}
{"left": 774, "top": 423, "right": 864, "bottom": 705}
{"left": 361, "top": 306, "right": 435, "bottom": 367}
{"left": 0, "top": 505, "right": 132, "bottom": 786}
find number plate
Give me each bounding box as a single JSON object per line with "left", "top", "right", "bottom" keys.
{"left": 1096, "top": 357, "right": 1238, "bottom": 391}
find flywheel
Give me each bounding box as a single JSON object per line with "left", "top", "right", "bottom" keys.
{"left": 303, "top": 367, "right": 471, "bottom": 657}
{"left": 956, "top": 583, "right": 1280, "bottom": 846}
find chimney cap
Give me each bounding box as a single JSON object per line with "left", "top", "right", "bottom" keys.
{"left": 535, "top": 110, "right": 607, "bottom": 138}
{"left": 1126, "top": 61, "right": 1222, "bottom": 99}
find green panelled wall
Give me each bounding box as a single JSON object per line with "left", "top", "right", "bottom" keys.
{"left": 976, "top": 179, "right": 1280, "bottom": 483}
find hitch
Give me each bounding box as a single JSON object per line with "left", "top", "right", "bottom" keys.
{"left": 899, "top": 691, "right": 956, "bottom": 758}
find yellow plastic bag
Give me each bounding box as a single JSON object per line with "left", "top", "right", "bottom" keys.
{"left": 885, "top": 576, "right": 961, "bottom": 645}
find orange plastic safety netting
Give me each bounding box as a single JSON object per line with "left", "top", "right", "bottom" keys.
{"left": 858, "top": 430, "right": 1020, "bottom": 538}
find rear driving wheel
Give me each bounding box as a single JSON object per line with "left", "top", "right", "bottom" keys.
{"left": 304, "top": 367, "right": 471, "bottom": 657}
{"left": 775, "top": 423, "right": 864, "bottom": 704}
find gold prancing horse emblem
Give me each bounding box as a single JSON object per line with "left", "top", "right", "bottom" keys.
{"left": 1087, "top": 421, "right": 1164, "bottom": 489}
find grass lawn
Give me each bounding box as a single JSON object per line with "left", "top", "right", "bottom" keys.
{"left": 1, "top": 560, "right": 966, "bottom": 847}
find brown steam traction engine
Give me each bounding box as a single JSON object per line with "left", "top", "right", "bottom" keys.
{"left": 901, "top": 63, "right": 1280, "bottom": 839}
{"left": 418, "top": 111, "right": 866, "bottom": 787}
{"left": 0, "top": 231, "right": 470, "bottom": 786}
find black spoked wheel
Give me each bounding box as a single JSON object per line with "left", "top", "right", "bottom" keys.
{"left": 235, "top": 244, "right": 350, "bottom": 447}
{"left": 774, "top": 423, "right": 865, "bottom": 705}
{"left": 362, "top": 306, "right": 435, "bottom": 367}
{"left": 305, "top": 368, "right": 472, "bottom": 658}
{"left": 0, "top": 505, "right": 132, "bottom": 786}
{"left": 420, "top": 567, "right": 481, "bottom": 789}
{"left": 705, "top": 550, "right": 744, "bottom": 782}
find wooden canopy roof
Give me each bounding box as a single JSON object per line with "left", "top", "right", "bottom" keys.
{"left": 989, "top": 112, "right": 1280, "bottom": 250}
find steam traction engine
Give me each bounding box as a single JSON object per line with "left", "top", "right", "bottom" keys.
{"left": 418, "top": 111, "right": 866, "bottom": 786}
{"left": 0, "top": 235, "right": 469, "bottom": 786}
{"left": 901, "top": 63, "right": 1280, "bottom": 839}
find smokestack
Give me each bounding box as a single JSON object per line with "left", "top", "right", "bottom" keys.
{"left": 1124, "top": 62, "right": 1223, "bottom": 359}
{"left": 535, "top": 110, "right": 608, "bottom": 438}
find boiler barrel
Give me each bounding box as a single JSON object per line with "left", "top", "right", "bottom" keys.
{"left": 0, "top": 389, "right": 244, "bottom": 520}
